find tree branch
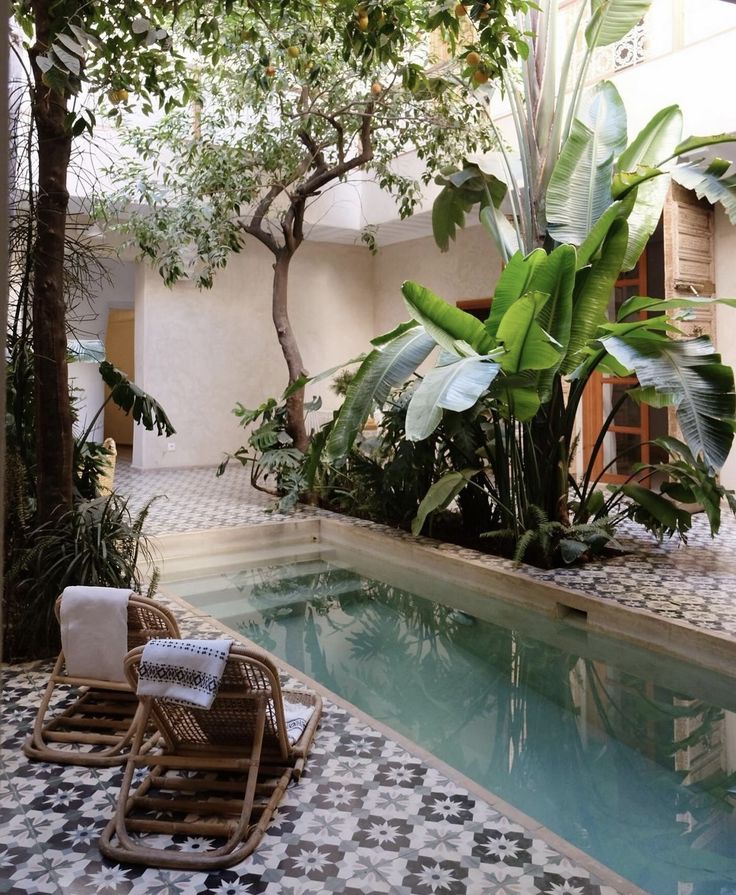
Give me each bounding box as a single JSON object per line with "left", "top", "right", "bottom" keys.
{"left": 297, "top": 101, "right": 374, "bottom": 197}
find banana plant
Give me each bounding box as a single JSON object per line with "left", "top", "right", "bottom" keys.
{"left": 323, "top": 2, "right": 736, "bottom": 564}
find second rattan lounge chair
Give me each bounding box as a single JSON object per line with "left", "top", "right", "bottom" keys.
{"left": 98, "top": 643, "right": 322, "bottom": 870}
{"left": 24, "top": 593, "right": 181, "bottom": 767}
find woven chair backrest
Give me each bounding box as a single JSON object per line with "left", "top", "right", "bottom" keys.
{"left": 124, "top": 645, "right": 291, "bottom": 760}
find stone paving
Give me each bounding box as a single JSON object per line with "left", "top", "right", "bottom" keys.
{"left": 4, "top": 459, "right": 736, "bottom": 895}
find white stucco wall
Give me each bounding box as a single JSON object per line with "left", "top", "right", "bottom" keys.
{"left": 132, "top": 240, "right": 374, "bottom": 469}
{"left": 373, "top": 224, "right": 503, "bottom": 335}
{"left": 715, "top": 207, "right": 736, "bottom": 490}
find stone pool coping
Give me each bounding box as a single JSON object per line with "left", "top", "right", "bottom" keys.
{"left": 155, "top": 513, "right": 736, "bottom": 681}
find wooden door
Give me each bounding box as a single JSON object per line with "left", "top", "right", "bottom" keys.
{"left": 583, "top": 255, "right": 652, "bottom": 484}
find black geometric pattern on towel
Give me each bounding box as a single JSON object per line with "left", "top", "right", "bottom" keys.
{"left": 137, "top": 639, "right": 232, "bottom": 704}
{"left": 137, "top": 660, "right": 222, "bottom": 697}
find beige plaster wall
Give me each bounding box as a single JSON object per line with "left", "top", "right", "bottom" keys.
{"left": 133, "top": 240, "right": 374, "bottom": 469}
{"left": 373, "top": 224, "right": 503, "bottom": 335}
{"left": 715, "top": 207, "right": 736, "bottom": 490}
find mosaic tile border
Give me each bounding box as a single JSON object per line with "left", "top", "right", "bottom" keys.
{"left": 115, "top": 459, "right": 736, "bottom": 642}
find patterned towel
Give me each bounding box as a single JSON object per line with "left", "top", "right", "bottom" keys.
{"left": 60, "top": 586, "right": 132, "bottom": 683}
{"left": 282, "top": 700, "right": 315, "bottom": 745}
{"left": 137, "top": 638, "right": 232, "bottom": 709}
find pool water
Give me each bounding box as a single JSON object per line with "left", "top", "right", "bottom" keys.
{"left": 165, "top": 548, "right": 736, "bottom": 893}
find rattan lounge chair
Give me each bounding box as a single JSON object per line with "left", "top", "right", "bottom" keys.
{"left": 24, "top": 593, "right": 180, "bottom": 768}
{"left": 98, "top": 643, "right": 322, "bottom": 870}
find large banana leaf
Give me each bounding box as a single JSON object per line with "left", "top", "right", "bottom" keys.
{"left": 614, "top": 105, "right": 683, "bottom": 270}
{"left": 496, "top": 291, "right": 561, "bottom": 374}
{"left": 546, "top": 81, "right": 627, "bottom": 245}
{"left": 662, "top": 131, "right": 736, "bottom": 165}
{"left": 324, "top": 322, "right": 436, "bottom": 462}
{"left": 585, "top": 0, "right": 652, "bottom": 49}
{"left": 402, "top": 281, "right": 495, "bottom": 354}
{"left": 405, "top": 355, "right": 501, "bottom": 441}
{"left": 99, "top": 361, "right": 175, "bottom": 436}
{"left": 601, "top": 333, "right": 736, "bottom": 471}
{"left": 528, "top": 244, "right": 577, "bottom": 400}
{"left": 486, "top": 249, "right": 547, "bottom": 339}
{"left": 561, "top": 218, "right": 629, "bottom": 374}
{"left": 576, "top": 192, "right": 636, "bottom": 268}
{"left": 617, "top": 294, "right": 736, "bottom": 322}
{"left": 672, "top": 157, "right": 736, "bottom": 225}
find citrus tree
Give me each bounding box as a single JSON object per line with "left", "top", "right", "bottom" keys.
{"left": 100, "top": 0, "right": 531, "bottom": 452}
{"left": 325, "top": 0, "right": 736, "bottom": 564}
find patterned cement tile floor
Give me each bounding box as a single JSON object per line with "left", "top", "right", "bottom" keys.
{"left": 2, "top": 604, "right": 626, "bottom": 895}
{"left": 4, "top": 461, "right": 736, "bottom": 894}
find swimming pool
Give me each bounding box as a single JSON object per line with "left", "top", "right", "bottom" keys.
{"left": 162, "top": 541, "right": 736, "bottom": 894}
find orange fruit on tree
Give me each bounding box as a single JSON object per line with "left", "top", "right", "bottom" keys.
{"left": 371, "top": 81, "right": 382, "bottom": 95}
{"left": 466, "top": 51, "right": 481, "bottom": 67}
{"left": 472, "top": 69, "right": 489, "bottom": 84}
{"left": 287, "top": 45, "right": 300, "bottom": 58}
{"left": 455, "top": 3, "right": 467, "bottom": 16}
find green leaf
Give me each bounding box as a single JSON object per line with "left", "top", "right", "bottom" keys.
{"left": 486, "top": 249, "right": 547, "bottom": 340}
{"left": 98, "top": 361, "right": 175, "bottom": 437}
{"left": 602, "top": 334, "right": 736, "bottom": 471}
{"left": 496, "top": 292, "right": 561, "bottom": 374}
{"left": 620, "top": 483, "right": 692, "bottom": 534}
{"left": 547, "top": 81, "right": 628, "bottom": 245}
{"left": 562, "top": 219, "right": 629, "bottom": 374}
{"left": 432, "top": 185, "right": 473, "bottom": 252}
{"left": 529, "top": 245, "right": 577, "bottom": 399}
{"left": 585, "top": 0, "right": 652, "bottom": 49}
{"left": 402, "top": 281, "right": 495, "bottom": 354}
{"left": 617, "top": 294, "right": 736, "bottom": 322}
{"left": 405, "top": 356, "right": 501, "bottom": 441}
{"left": 614, "top": 106, "right": 683, "bottom": 269}
{"left": 411, "top": 470, "right": 475, "bottom": 536}
{"left": 576, "top": 192, "right": 636, "bottom": 268}
{"left": 666, "top": 131, "right": 736, "bottom": 163}
{"left": 324, "top": 323, "right": 436, "bottom": 462}
{"left": 672, "top": 159, "right": 736, "bottom": 225}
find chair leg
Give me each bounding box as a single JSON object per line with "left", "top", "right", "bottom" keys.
{"left": 99, "top": 698, "right": 293, "bottom": 869}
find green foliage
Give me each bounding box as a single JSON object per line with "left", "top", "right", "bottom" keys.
{"left": 3, "top": 495, "right": 157, "bottom": 660}
{"left": 218, "top": 395, "right": 317, "bottom": 511}
{"left": 322, "top": 2, "right": 736, "bottom": 566}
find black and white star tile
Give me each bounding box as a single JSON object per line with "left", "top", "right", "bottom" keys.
{"left": 1, "top": 610, "right": 626, "bottom": 895}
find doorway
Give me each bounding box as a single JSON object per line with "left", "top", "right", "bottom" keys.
{"left": 104, "top": 308, "right": 134, "bottom": 461}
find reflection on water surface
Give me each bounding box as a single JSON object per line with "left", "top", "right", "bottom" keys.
{"left": 167, "top": 554, "right": 736, "bottom": 893}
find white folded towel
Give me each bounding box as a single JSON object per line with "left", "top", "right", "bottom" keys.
{"left": 282, "top": 699, "right": 315, "bottom": 745}
{"left": 137, "top": 638, "right": 232, "bottom": 709}
{"left": 60, "top": 586, "right": 132, "bottom": 683}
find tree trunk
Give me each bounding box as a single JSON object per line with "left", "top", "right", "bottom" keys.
{"left": 272, "top": 250, "right": 309, "bottom": 452}
{"left": 30, "top": 3, "right": 74, "bottom": 523}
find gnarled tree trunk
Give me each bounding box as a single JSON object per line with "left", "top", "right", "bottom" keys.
{"left": 272, "top": 249, "right": 309, "bottom": 452}
{"left": 30, "top": 1, "right": 74, "bottom": 523}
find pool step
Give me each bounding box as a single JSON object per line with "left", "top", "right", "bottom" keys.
{"left": 160, "top": 543, "right": 333, "bottom": 582}
{"left": 182, "top": 568, "right": 364, "bottom": 619}
{"left": 169, "top": 557, "right": 338, "bottom": 602}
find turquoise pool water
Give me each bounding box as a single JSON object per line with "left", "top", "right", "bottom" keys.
{"left": 165, "top": 549, "right": 736, "bottom": 893}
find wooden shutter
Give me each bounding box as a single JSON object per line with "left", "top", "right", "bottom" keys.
{"left": 663, "top": 181, "right": 716, "bottom": 335}
{"left": 663, "top": 183, "right": 716, "bottom": 440}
